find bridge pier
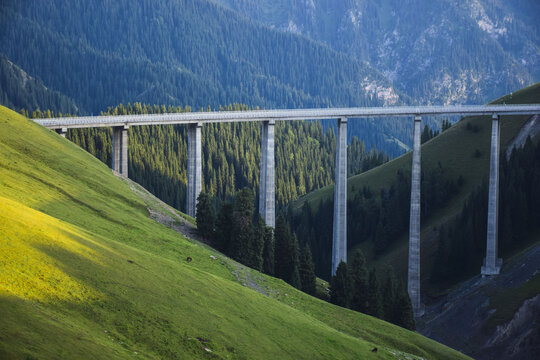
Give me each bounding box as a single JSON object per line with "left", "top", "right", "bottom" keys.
{"left": 482, "top": 114, "right": 502, "bottom": 276}
{"left": 112, "top": 125, "right": 129, "bottom": 176}
{"left": 408, "top": 115, "right": 423, "bottom": 317}
{"left": 259, "top": 120, "right": 276, "bottom": 228}
{"left": 332, "top": 117, "right": 347, "bottom": 276}
{"left": 187, "top": 122, "right": 202, "bottom": 218}
{"left": 55, "top": 127, "right": 67, "bottom": 138}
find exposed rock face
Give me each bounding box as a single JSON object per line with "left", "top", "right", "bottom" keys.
{"left": 418, "top": 243, "right": 540, "bottom": 360}
{"left": 483, "top": 294, "right": 540, "bottom": 360}
{"left": 506, "top": 114, "right": 540, "bottom": 159}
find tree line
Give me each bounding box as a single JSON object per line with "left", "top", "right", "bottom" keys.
{"left": 197, "top": 187, "right": 414, "bottom": 330}
{"left": 196, "top": 189, "right": 317, "bottom": 296}
{"left": 330, "top": 253, "right": 415, "bottom": 330}
{"left": 290, "top": 160, "right": 463, "bottom": 278}
{"left": 432, "top": 136, "right": 540, "bottom": 285}
{"left": 54, "top": 102, "right": 388, "bottom": 212}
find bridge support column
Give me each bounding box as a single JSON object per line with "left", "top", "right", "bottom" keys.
{"left": 112, "top": 125, "right": 129, "bottom": 177}
{"left": 408, "top": 115, "right": 423, "bottom": 317}
{"left": 482, "top": 114, "right": 502, "bottom": 276}
{"left": 55, "top": 127, "right": 67, "bottom": 138}
{"left": 332, "top": 117, "right": 347, "bottom": 276}
{"left": 259, "top": 120, "right": 276, "bottom": 228}
{"left": 187, "top": 122, "right": 202, "bottom": 218}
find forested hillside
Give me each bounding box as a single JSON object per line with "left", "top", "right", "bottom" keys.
{"left": 0, "top": 0, "right": 413, "bottom": 156}
{"left": 217, "top": 0, "right": 540, "bottom": 105}
{"left": 289, "top": 83, "right": 540, "bottom": 282}
{"left": 0, "top": 54, "right": 77, "bottom": 115}
{"left": 62, "top": 103, "right": 387, "bottom": 210}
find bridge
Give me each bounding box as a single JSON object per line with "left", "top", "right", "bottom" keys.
{"left": 35, "top": 104, "right": 540, "bottom": 317}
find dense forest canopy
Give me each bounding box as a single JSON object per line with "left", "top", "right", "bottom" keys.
{"left": 0, "top": 0, "right": 415, "bottom": 156}
{"left": 65, "top": 103, "right": 388, "bottom": 212}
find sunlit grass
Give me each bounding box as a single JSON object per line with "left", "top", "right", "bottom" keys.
{"left": 0, "top": 196, "right": 103, "bottom": 302}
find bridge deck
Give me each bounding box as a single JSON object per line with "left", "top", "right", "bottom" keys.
{"left": 35, "top": 105, "right": 540, "bottom": 129}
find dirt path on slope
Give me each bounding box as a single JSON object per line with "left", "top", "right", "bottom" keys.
{"left": 119, "top": 175, "right": 268, "bottom": 296}
{"left": 122, "top": 176, "right": 202, "bottom": 241}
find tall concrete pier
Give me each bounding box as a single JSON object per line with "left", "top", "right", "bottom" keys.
{"left": 259, "top": 120, "right": 276, "bottom": 227}
{"left": 408, "top": 115, "right": 423, "bottom": 317}
{"left": 186, "top": 122, "right": 202, "bottom": 217}
{"left": 482, "top": 114, "right": 502, "bottom": 275}
{"left": 331, "top": 117, "right": 347, "bottom": 276}
{"left": 112, "top": 125, "right": 129, "bottom": 176}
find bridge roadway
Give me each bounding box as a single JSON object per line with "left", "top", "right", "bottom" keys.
{"left": 35, "top": 105, "right": 540, "bottom": 129}
{"left": 35, "top": 104, "right": 540, "bottom": 318}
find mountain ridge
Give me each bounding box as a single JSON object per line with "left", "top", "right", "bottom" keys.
{"left": 215, "top": 0, "right": 539, "bottom": 105}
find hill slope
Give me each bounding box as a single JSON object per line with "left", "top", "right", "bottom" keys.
{"left": 0, "top": 0, "right": 400, "bottom": 111}
{"left": 0, "top": 106, "right": 470, "bottom": 359}
{"left": 290, "top": 82, "right": 540, "bottom": 279}
{"left": 0, "top": 53, "right": 78, "bottom": 115}
{"left": 216, "top": 0, "right": 539, "bottom": 105}
{"left": 0, "top": 0, "right": 414, "bottom": 156}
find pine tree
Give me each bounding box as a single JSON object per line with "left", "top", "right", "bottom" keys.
{"left": 196, "top": 192, "right": 215, "bottom": 240}
{"left": 229, "top": 188, "right": 254, "bottom": 264}
{"left": 349, "top": 250, "right": 369, "bottom": 313}
{"left": 250, "top": 215, "right": 266, "bottom": 271}
{"left": 289, "top": 234, "right": 301, "bottom": 289}
{"left": 366, "top": 270, "right": 383, "bottom": 318}
{"left": 274, "top": 216, "right": 292, "bottom": 281}
{"left": 299, "top": 244, "right": 316, "bottom": 295}
{"left": 215, "top": 202, "right": 233, "bottom": 252}
{"left": 262, "top": 226, "right": 275, "bottom": 275}
{"left": 394, "top": 279, "right": 415, "bottom": 330}
{"left": 330, "top": 261, "right": 350, "bottom": 307}
{"left": 381, "top": 267, "right": 398, "bottom": 323}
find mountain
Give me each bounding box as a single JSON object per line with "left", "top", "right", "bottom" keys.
{"left": 0, "top": 105, "right": 470, "bottom": 359}
{"left": 215, "top": 0, "right": 540, "bottom": 105}
{"left": 0, "top": 0, "right": 399, "bottom": 110}
{"left": 288, "top": 82, "right": 540, "bottom": 280}
{"left": 0, "top": 0, "right": 416, "bottom": 155}
{"left": 0, "top": 53, "right": 78, "bottom": 115}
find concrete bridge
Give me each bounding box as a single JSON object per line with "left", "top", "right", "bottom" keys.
{"left": 36, "top": 104, "right": 540, "bottom": 317}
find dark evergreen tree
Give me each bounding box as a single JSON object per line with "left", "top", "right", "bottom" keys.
{"left": 229, "top": 188, "right": 255, "bottom": 264}
{"left": 329, "top": 261, "right": 350, "bottom": 308}
{"left": 349, "top": 250, "right": 369, "bottom": 313}
{"left": 366, "top": 270, "right": 383, "bottom": 318}
{"left": 196, "top": 192, "right": 214, "bottom": 240}
{"left": 442, "top": 119, "right": 452, "bottom": 132}
{"left": 274, "top": 216, "right": 292, "bottom": 281}
{"left": 381, "top": 267, "right": 398, "bottom": 323}
{"left": 262, "top": 226, "right": 275, "bottom": 276}
{"left": 299, "top": 244, "right": 316, "bottom": 295}
{"left": 289, "top": 234, "right": 302, "bottom": 289}
{"left": 214, "top": 202, "right": 233, "bottom": 252}
{"left": 250, "top": 215, "right": 266, "bottom": 271}
{"left": 394, "top": 279, "right": 416, "bottom": 330}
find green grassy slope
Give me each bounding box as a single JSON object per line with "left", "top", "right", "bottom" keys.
{"left": 0, "top": 105, "right": 469, "bottom": 359}
{"left": 292, "top": 82, "right": 540, "bottom": 279}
